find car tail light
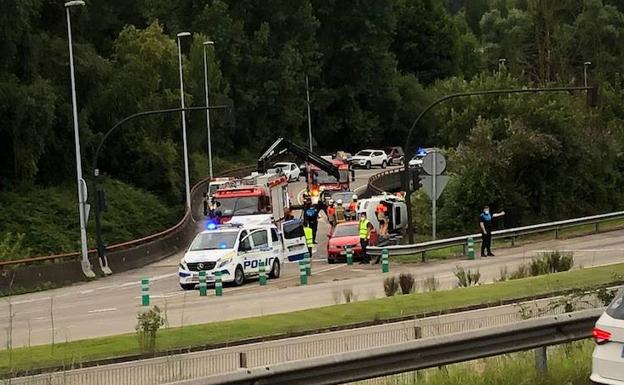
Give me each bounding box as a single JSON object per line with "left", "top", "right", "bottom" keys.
{"left": 593, "top": 327, "right": 612, "bottom": 345}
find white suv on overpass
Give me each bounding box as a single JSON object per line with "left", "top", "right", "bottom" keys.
{"left": 351, "top": 150, "right": 388, "bottom": 169}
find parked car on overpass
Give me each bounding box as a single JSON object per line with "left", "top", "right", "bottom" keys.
{"left": 351, "top": 150, "right": 388, "bottom": 169}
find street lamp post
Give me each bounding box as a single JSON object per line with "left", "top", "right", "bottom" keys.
{"left": 203, "top": 40, "right": 215, "bottom": 179}
{"left": 306, "top": 75, "right": 313, "bottom": 152}
{"left": 584, "top": 61, "right": 592, "bottom": 88}
{"left": 64, "top": 0, "right": 95, "bottom": 278}
{"left": 177, "top": 32, "right": 192, "bottom": 210}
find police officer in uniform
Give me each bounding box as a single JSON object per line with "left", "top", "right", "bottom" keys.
{"left": 479, "top": 205, "right": 505, "bottom": 257}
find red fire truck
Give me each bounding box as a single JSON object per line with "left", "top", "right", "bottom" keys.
{"left": 307, "top": 159, "right": 351, "bottom": 203}
{"left": 257, "top": 137, "right": 354, "bottom": 204}
{"left": 211, "top": 173, "right": 290, "bottom": 223}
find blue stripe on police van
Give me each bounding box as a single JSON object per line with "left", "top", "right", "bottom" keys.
{"left": 288, "top": 253, "right": 305, "bottom": 262}
{"left": 178, "top": 272, "right": 191, "bottom": 277}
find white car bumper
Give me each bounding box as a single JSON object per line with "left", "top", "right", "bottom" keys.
{"left": 178, "top": 268, "right": 234, "bottom": 284}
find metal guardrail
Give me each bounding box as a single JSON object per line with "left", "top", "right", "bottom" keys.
{"left": 5, "top": 296, "right": 605, "bottom": 385}
{"left": 0, "top": 165, "right": 255, "bottom": 269}
{"left": 368, "top": 210, "right": 624, "bottom": 257}
{"left": 166, "top": 308, "right": 601, "bottom": 385}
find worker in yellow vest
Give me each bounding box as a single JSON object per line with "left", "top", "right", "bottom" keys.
{"left": 304, "top": 221, "right": 314, "bottom": 257}
{"left": 358, "top": 212, "right": 371, "bottom": 264}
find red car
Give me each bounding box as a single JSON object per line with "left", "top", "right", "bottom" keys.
{"left": 326, "top": 221, "right": 378, "bottom": 263}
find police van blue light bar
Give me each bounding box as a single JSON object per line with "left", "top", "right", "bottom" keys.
{"left": 205, "top": 221, "right": 218, "bottom": 230}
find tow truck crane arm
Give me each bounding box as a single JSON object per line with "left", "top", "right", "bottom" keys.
{"left": 257, "top": 137, "right": 341, "bottom": 181}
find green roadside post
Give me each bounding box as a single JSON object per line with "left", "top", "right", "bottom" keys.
{"left": 259, "top": 261, "right": 267, "bottom": 286}
{"left": 305, "top": 253, "right": 311, "bottom": 276}
{"left": 215, "top": 271, "right": 223, "bottom": 296}
{"left": 346, "top": 246, "right": 353, "bottom": 266}
{"left": 299, "top": 260, "right": 308, "bottom": 285}
{"left": 199, "top": 271, "right": 207, "bottom": 296}
{"left": 467, "top": 237, "right": 475, "bottom": 260}
{"left": 141, "top": 277, "right": 150, "bottom": 306}
{"left": 382, "top": 249, "right": 389, "bottom": 273}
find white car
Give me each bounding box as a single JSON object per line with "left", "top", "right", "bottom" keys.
{"left": 591, "top": 288, "right": 624, "bottom": 385}
{"left": 273, "top": 162, "right": 301, "bottom": 182}
{"left": 350, "top": 150, "right": 388, "bottom": 169}
{"left": 178, "top": 216, "right": 307, "bottom": 290}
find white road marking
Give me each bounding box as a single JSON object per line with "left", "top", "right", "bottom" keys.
{"left": 534, "top": 249, "right": 624, "bottom": 253}
{"left": 79, "top": 289, "right": 94, "bottom": 295}
{"left": 87, "top": 308, "right": 117, "bottom": 314}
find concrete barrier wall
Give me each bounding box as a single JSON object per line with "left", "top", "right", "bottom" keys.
{"left": 0, "top": 167, "right": 255, "bottom": 293}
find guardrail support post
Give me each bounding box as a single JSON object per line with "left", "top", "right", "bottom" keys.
{"left": 199, "top": 271, "right": 207, "bottom": 296}
{"left": 259, "top": 261, "right": 267, "bottom": 286}
{"left": 346, "top": 246, "right": 353, "bottom": 266}
{"left": 239, "top": 352, "right": 247, "bottom": 369}
{"left": 534, "top": 346, "right": 547, "bottom": 374}
{"left": 141, "top": 278, "right": 150, "bottom": 306}
{"left": 421, "top": 251, "right": 426, "bottom": 263}
{"left": 215, "top": 271, "right": 223, "bottom": 296}
{"left": 414, "top": 326, "right": 422, "bottom": 340}
{"left": 595, "top": 223, "right": 600, "bottom": 233}
{"left": 511, "top": 236, "right": 516, "bottom": 247}
{"left": 554, "top": 228, "right": 559, "bottom": 239}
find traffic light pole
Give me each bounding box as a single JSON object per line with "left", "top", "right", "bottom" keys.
{"left": 403, "top": 86, "right": 595, "bottom": 244}
{"left": 92, "top": 105, "right": 230, "bottom": 274}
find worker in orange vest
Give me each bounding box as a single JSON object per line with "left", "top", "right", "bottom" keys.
{"left": 327, "top": 199, "right": 337, "bottom": 228}
{"left": 375, "top": 201, "right": 388, "bottom": 235}
{"left": 348, "top": 194, "right": 358, "bottom": 220}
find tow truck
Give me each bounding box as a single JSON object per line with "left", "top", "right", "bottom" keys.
{"left": 178, "top": 215, "right": 307, "bottom": 289}
{"left": 258, "top": 138, "right": 354, "bottom": 204}
{"left": 211, "top": 173, "right": 290, "bottom": 223}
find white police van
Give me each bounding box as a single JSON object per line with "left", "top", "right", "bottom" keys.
{"left": 178, "top": 215, "right": 307, "bottom": 290}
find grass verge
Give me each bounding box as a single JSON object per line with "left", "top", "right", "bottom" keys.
{"left": 370, "top": 340, "right": 593, "bottom": 385}
{"left": 392, "top": 217, "right": 624, "bottom": 263}
{"left": 2, "top": 263, "right": 623, "bottom": 376}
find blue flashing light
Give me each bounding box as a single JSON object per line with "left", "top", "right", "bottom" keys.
{"left": 219, "top": 243, "right": 228, "bottom": 249}
{"left": 416, "top": 147, "right": 427, "bottom": 157}
{"left": 206, "top": 221, "right": 218, "bottom": 230}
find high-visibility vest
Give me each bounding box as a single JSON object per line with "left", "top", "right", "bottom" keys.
{"left": 335, "top": 206, "right": 346, "bottom": 222}
{"left": 349, "top": 202, "right": 357, "bottom": 212}
{"left": 359, "top": 219, "right": 370, "bottom": 239}
{"left": 304, "top": 226, "right": 314, "bottom": 247}
{"left": 327, "top": 206, "right": 336, "bottom": 219}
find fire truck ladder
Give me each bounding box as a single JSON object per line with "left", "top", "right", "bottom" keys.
{"left": 257, "top": 137, "right": 341, "bottom": 181}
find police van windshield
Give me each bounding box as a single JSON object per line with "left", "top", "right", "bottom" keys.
{"left": 217, "top": 197, "right": 260, "bottom": 216}
{"left": 190, "top": 232, "right": 238, "bottom": 251}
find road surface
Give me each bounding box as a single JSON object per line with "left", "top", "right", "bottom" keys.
{"left": 1, "top": 166, "right": 623, "bottom": 348}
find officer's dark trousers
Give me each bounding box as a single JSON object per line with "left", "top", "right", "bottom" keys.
{"left": 481, "top": 232, "right": 492, "bottom": 256}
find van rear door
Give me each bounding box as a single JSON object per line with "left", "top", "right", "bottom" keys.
{"left": 281, "top": 219, "right": 307, "bottom": 262}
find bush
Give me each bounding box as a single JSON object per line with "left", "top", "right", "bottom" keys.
{"left": 497, "top": 265, "right": 509, "bottom": 282}
{"left": 383, "top": 276, "right": 399, "bottom": 297}
{"left": 342, "top": 288, "right": 357, "bottom": 303}
{"left": 509, "top": 263, "right": 531, "bottom": 280}
{"left": 398, "top": 273, "right": 415, "bottom": 294}
{"left": 454, "top": 266, "right": 481, "bottom": 287}
{"left": 423, "top": 276, "right": 439, "bottom": 292}
{"left": 136, "top": 306, "right": 165, "bottom": 353}
{"left": 0, "top": 233, "right": 31, "bottom": 263}
{"left": 531, "top": 251, "right": 574, "bottom": 276}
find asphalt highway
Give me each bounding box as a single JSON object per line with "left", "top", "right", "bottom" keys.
{"left": 1, "top": 166, "right": 623, "bottom": 348}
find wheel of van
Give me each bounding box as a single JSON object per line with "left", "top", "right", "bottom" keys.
{"left": 366, "top": 161, "right": 371, "bottom": 169}
{"left": 180, "top": 283, "right": 195, "bottom": 291}
{"left": 269, "top": 260, "right": 281, "bottom": 278}
{"left": 234, "top": 265, "right": 245, "bottom": 286}
{"left": 381, "top": 160, "right": 387, "bottom": 169}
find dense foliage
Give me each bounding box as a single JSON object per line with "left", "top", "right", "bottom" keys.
{"left": 2, "top": 0, "right": 624, "bottom": 247}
